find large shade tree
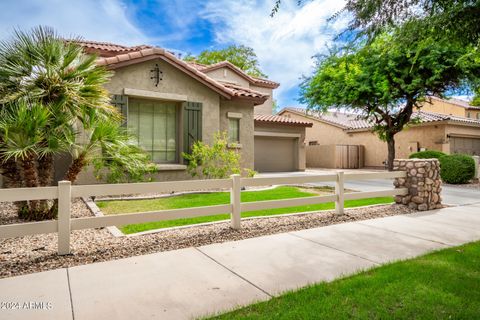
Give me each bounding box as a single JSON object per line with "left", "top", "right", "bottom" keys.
{"left": 0, "top": 27, "right": 154, "bottom": 220}
{"left": 301, "top": 27, "right": 480, "bottom": 170}
{"left": 340, "top": 0, "right": 480, "bottom": 45}
{"left": 184, "top": 44, "right": 267, "bottom": 78}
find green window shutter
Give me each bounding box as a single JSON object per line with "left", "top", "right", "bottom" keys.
{"left": 183, "top": 102, "right": 202, "bottom": 155}
{"left": 111, "top": 94, "right": 128, "bottom": 126}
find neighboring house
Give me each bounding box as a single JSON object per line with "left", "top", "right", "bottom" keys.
{"left": 420, "top": 96, "right": 480, "bottom": 119}
{"left": 279, "top": 107, "right": 480, "bottom": 169}
{"left": 56, "top": 41, "right": 312, "bottom": 184}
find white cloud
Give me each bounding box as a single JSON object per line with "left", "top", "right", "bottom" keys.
{"left": 202, "top": 0, "right": 348, "bottom": 106}
{"left": 0, "top": 0, "right": 148, "bottom": 45}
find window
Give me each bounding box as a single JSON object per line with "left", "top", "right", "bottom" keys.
{"left": 228, "top": 118, "right": 240, "bottom": 143}
{"left": 128, "top": 99, "right": 177, "bottom": 163}
{"left": 477, "top": 113, "right": 480, "bottom": 120}
{"left": 467, "top": 112, "right": 471, "bottom": 118}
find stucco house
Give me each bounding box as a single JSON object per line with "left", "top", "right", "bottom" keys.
{"left": 60, "top": 41, "right": 312, "bottom": 184}
{"left": 279, "top": 107, "right": 480, "bottom": 169}
{"left": 420, "top": 96, "right": 480, "bottom": 119}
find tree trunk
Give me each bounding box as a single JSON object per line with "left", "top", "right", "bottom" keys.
{"left": 64, "top": 153, "right": 87, "bottom": 183}
{"left": 386, "top": 136, "right": 395, "bottom": 171}
{"left": 20, "top": 155, "right": 42, "bottom": 219}
{"left": 0, "top": 157, "right": 28, "bottom": 215}
{"left": 48, "top": 152, "right": 88, "bottom": 218}
{"left": 37, "top": 154, "right": 55, "bottom": 216}
{"left": 38, "top": 154, "right": 54, "bottom": 186}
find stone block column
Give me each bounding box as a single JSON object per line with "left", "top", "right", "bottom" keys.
{"left": 393, "top": 159, "right": 442, "bottom": 211}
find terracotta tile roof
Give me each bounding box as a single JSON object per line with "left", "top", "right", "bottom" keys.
{"left": 72, "top": 40, "right": 153, "bottom": 57}
{"left": 254, "top": 114, "right": 313, "bottom": 127}
{"left": 187, "top": 61, "right": 280, "bottom": 89}
{"left": 96, "top": 48, "right": 270, "bottom": 105}
{"left": 411, "top": 110, "right": 480, "bottom": 126}
{"left": 429, "top": 96, "right": 480, "bottom": 110}
{"left": 281, "top": 107, "right": 480, "bottom": 130}
{"left": 81, "top": 39, "right": 276, "bottom": 104}
{"left": 222, "top": 83, "right": 269, "bottom": 100}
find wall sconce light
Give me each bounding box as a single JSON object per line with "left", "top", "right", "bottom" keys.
{"left": 150, "top": 64, "right": 163, "bottom": 87}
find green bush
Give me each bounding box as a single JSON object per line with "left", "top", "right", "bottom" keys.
{"left": 440, "top": 154, "right": 475, "bottom": 184}
{"left": 182, "top": 131, "right": 242, "bottom": 179}
{"left": 409, "top": 150, "right": 446, "bottom": 159}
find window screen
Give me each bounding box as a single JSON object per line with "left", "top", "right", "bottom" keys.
{"left": 228, "top": 118, "right": 240, "bottom": 143}
{"left": 128, "top": 99, "right": 177, "bottom": 163}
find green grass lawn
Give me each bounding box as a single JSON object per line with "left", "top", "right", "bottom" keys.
{"left": 209, "top": 241, "right": 480, "bottom": 319}
{"left": 96, "top": 186, "right": 393, "bottom": 234}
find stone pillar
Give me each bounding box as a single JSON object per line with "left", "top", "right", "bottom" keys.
{"left": 393, "top": 159, "right": 442, "bottom": 211}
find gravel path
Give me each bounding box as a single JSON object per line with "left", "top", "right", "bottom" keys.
{"left": 0, "top": 200, "right": 414, "bottom": 279}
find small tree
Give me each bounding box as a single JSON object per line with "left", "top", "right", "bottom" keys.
{"left": 301, "top": 30, "right": 480, "bottom": 170}
{"left": 183, "top": 132, "right": 242, "bottom": 179}
{"left": 184, "top": 44, "right": 267, "bottom": 78}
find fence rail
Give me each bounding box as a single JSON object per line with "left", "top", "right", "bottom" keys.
{"left": 0, "top": 170, "right": 407, "bottom": 255}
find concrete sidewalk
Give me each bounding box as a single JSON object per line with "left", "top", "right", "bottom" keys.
{"left": 1, "top": 204, "right": 480, "bottom": 320}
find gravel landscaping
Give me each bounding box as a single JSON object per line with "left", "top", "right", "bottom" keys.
{"left": 0, "top": 199, "right": 415, "bottom": 279}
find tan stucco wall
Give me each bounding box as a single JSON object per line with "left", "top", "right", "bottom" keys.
{"left": 419, "top": 99, "right": 480, "bottom": 119}
{"left": 104, "top": 59, "right": 221, "bottom": 146}
{"left": 251, "top": 85, "right": 273, "bottom": 115}
{"left": 419, "top": 99, "right": 466, "bottom": 117}
{"left": 203, "top": 67, "right": 250, "bottom": 88}
{"left": 283, "top": 110, "right": 450, "bottom": 168}
{"left": 202, "top": 66, "right": 274, "bottom": 115}
{"left": 74, "top": 59, "right": 260, "bottom": 184}
{"left": 219, "top": 100, "right": 255, "bottom": 170}
{"left": 254, "top": 123, "right": 307, "bottom": 171}
{"left": 306, "top": 145, "right": 335, "bottom": 168}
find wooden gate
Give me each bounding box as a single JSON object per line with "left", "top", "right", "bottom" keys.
{"left": 335, "top": 145, "right": 365, "bottom": 169}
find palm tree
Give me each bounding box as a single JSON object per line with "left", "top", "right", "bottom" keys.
{"left": 0, "top": 26, "right": 154, "bottom": 220}
{"left": 0, "top": 26, "right": 114, "bottom": 220}
{"left": 0, "top": 102, "right": 50, "bottom": 219}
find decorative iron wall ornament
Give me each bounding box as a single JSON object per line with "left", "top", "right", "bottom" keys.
{"left": 150, "top": 63, "right": 163, "bottom": 86}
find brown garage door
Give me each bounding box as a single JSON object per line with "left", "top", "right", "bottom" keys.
{"left": 451, "top": 137, "right": 480, "bottom": 156}
{"left": 254, "top": 136, "right": 296, "bottom": 172}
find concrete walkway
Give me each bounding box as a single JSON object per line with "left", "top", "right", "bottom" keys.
{"left": 1, "top": 204, "right": 480, "bottom": 320}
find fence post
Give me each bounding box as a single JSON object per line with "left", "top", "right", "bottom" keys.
{"left": 58, "top": 180, "right": 72, "bottom": 255}
{"left": 335, "top": 171, "right": 345, "bottom": 215}
{"left": 230, "top": 174, "right": 241, "bottom": 230}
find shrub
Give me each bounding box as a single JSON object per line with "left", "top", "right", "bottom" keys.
{"left": 183, "top": 132, "right": 242, "bottom": 179}
{"left": 409, "top": 150, "right": 446, "bottom": 159}
{"left": 439, "top": 154, "right": 475, "bottom": 184}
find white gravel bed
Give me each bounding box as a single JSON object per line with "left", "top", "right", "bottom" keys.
{"left": 0, "top": 200, "right": 414, "bottom": 279}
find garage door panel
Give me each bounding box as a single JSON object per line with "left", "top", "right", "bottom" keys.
{"left": 451, "top": 137, "right": 480, "bottom": 156}
{"left": 254, "top": 137, "right": 296, "bottom": 172}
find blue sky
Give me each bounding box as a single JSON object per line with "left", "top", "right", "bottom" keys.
{"left": 0, "top": 0, "right": 348, "bottom": 108}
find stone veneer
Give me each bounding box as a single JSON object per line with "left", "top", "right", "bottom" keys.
{"left": 393, "top": 159, "right": 442, "bottom": 211}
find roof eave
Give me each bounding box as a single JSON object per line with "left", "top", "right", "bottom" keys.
{"left": 97, "top": 52, "right": 234, "bottom": 99}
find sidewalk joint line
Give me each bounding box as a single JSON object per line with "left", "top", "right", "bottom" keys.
{"left": 194, "top": 247, "right": 273, "bottom": 298}
{"left": 287, "top": 233, "right": 381, "bottom": 265}
{"left": 66, "top": 268, "right": 75, "bottom": 320}
{"left": 356, "top": 222, "right": 452, "bottom": 246}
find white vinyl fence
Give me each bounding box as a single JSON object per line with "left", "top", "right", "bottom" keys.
{"left": 0, "top": 171, "right": 407, "bottom": 255}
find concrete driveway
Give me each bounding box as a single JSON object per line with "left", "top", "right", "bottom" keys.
{"left": 258, "top": 168, "right": 480, "bottom": 206}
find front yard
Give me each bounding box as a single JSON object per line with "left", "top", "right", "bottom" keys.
{"left": 210, "top": 241, "right": 480, "bottom": 319}
{"left": 97, "top": 186, "right": 394, "bottom": 234}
